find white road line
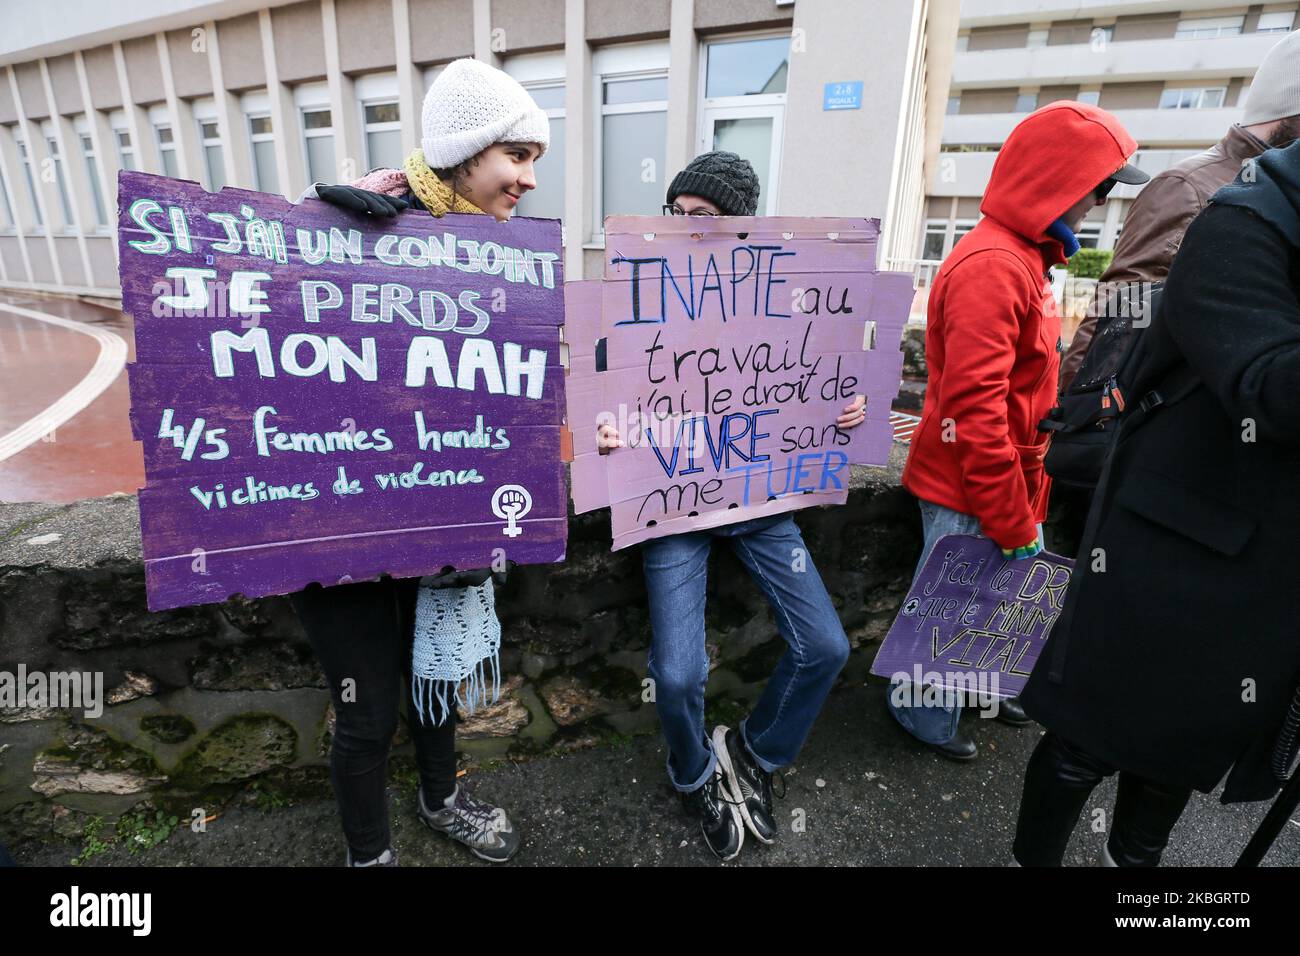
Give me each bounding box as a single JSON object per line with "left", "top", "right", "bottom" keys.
{"left": 0, "top": 302, "right": 128, "bottom": 463}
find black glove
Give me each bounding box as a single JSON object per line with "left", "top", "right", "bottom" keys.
{"left": 423, "top": 561, "right": 516, "bottom": 590}
{"left": 316, "top": 184, "right": 410, "bottom": 217}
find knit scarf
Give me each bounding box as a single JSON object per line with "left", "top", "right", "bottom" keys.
{"left": 393, "top": 149, "right": 498, "bottom": 723}
{"left": 403, "top": 148, "right": 486, "bottom": 216}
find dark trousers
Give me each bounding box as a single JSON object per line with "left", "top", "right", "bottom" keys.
{"left": 1013, "top": 731, "right": 1193, "bottom": 866}
{"left": 290, "top": 577, "right": 457, "bottom": 861}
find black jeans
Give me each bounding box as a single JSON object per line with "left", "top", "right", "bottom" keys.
{"left": 1013, "top": 731, "right": 1192, "bottom": 866}
{"left": 290, "top": 576, "right": 457, "bottom": 861}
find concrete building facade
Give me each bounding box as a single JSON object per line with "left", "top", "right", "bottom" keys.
{"left": 923, "top": 0, "right": 1298, "bottom": 267}
{"left": 0, "top": 0, "right": 958, "bottom": 301}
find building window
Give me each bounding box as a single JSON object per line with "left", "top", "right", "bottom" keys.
{"left": 1014, "top": 93, "right": 1038, "bottom": 113}
{"left": 516, "top": 83, "right": 565, "bottom": 221}
{"left": 1026, "top": 29, "right": 1049, "bottom": 48}
{"left": 1090, "top": 26, "right": 1114, "bottom": 47}
{"left": 115, "top": 129, "right": 136, "bottom": 171}
{"left": 17, "top": 139, "right": 42, "bottom": 228}
{"left": 45, "top": 135, "right": 76, "bottom": 230}
{"left": 155, "top": 125, "right": 179, "bottom": 178}
{"left": 1077, "top": 223, "right": 1102, "bottom": 249}
{"left": 698, "top": 34, "right": 790, "bottom": 215}
{"left": 952, "top": 220, "right": 976, "bottom": 248}
{"left": 956, "top": 33, "right": 970, "bottom": 52}
{"left": 1158, "top": 87, "right": 1227, "bottom": 110}
{"left": 248, "top": 115, "right": 278, "bottom": 193}
{"left": 1257, "top": 11, "right": 1296, "bottom": 33}
{"left": 199, "top": 120, "right": 226, "bottom": 191}
{"left": 598, "top": 73, "right": 668, "bottom": 222}
{"left": 363, "top": 102, "right": 403, "bottom": 172}
{"left": 0, "top": 184, "right": 13, "bottom": 231}
{"left": 1077, "top": 90, "right": 1100, "bottom": 106}
{"left": 0, "top": 149, "right": 15, "bottom": 229}
{"left": 704, "top": 35, "right": 789, "bottom": 97}
{"left": 80, "top": 133, "right": 107, "bottom": 226}
{"left": 920, "top": 220, "right": 946, "bottom": 260}
{"left": 946, "top": 95, "right": 960, "bottom": 115}
{"left": 1175, "top": 16, "right": 1245, "bottom": 39}
{"left": 300, "top": 108, "right": 334, "bottom": 185}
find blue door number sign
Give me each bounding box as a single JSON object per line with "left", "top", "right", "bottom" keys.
{"left": 823, "top": 81, "right": 863, "bottom": 111}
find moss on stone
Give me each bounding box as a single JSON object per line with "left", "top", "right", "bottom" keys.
{"left": 38, "top": 724, "right": 164, "bottom": 779}
{"left": 170, "top": 714, "right": 297, "bottom": 789}
{"left": 139, "top": 714, "right": 197, "bottom": 744}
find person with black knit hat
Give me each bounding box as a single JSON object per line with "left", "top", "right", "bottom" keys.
{"left": 663, "top": 150, "right": 761, "bottom": 217}
{"left": 597, "top": 150, "right": 867, "bottom": 861}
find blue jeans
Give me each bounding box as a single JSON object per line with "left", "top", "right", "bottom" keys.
{"left": 641, "top": 514, "right": 851, "bottom": 791}
{"left": 885, "top": 499, "right": 1043, "bottom": 745}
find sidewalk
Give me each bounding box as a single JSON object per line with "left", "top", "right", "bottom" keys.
{"left": 11, "top": 681, "right": 1297, "bottom": 867}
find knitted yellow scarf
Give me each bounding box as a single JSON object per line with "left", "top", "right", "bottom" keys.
{"left": 403, "top": 148, "right": 486, "bottom": 216}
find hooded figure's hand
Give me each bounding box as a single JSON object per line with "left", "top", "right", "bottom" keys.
{"left": 1001, "top": 539, "right": 1043, "bottom": 561}
{"left": 316, "top": 184, "right": 411, "bottom": 217}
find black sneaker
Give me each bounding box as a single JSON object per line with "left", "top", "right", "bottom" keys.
{"left": 681, "top": 768, "right": 744, "bottom": 861}
{"left": 713, "top": 724, "right": 781, "bottom": 844}
{"left": 417, "top": 783, "right": 521, "bottom": 863}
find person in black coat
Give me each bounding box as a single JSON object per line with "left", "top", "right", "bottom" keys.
{"left": 1012, "top": 140, "right": 1300, "bottom": 866}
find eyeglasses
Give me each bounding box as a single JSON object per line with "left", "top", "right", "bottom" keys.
{"left": 663, "top": 203, "right": 717, "bottom": 217}
{"left": 1093, "top": 178, "right": 1118, "bottom": 202}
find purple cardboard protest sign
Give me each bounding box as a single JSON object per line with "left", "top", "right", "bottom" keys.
{"left": 565, "top": 215, "right": 912, "bottom": 550}
{"left": 117, "top": 171, "right": 567, "bottom": 611}
{"left": 870, "top": 534, "right": 1076, "bottom": 699}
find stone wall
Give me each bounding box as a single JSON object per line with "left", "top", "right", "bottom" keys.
{"left": 0, "top": 446, "right": 922, "bottom": 844}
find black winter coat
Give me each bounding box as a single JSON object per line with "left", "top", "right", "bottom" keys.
{"left": 1021, "top": 191, "right": 1300, "bottom": 803}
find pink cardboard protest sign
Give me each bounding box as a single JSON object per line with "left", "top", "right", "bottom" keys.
{"left": 566, "top": 215, "right": 912, "bottom": 550}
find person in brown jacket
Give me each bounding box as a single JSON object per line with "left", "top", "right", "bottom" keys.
{"left": 1059, "top": 29, "right": 1300, "bottom": 392}
{"left": 1049, "top": 31, "right": 1300, "bottom": 556}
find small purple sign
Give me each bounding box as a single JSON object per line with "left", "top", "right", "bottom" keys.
{"left": 870, "top": 534, "right": 1075, "bottom": 699}
{"left": 565, "top": 215, "right": 912, "bottom": 550}
{"left": 117, "top": 171, "right": 567, "bottom": 611}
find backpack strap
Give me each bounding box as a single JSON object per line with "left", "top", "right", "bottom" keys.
{"left": 1133, "top": 363, "right": 1201, "bottom": 417}
{"left": 1042, "top": 359, "right": 1200, "bottom": 685}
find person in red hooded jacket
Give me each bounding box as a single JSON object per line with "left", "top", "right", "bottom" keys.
{"left": 887, "top": 102, "right": 1149, "bottom": 761}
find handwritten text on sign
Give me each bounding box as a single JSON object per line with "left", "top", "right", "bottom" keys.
{"left": 871, "top": 534, "right": 1076, "bottom": 698}
{"left": 566, "top": 216, "right": 912, "bottom": 550}
{"left": 117, "top": 171, "right": 566, "bottom": 611}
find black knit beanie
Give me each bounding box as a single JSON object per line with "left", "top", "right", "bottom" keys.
{"left": 666, "top": 150, "right": 760, "bottom": 216}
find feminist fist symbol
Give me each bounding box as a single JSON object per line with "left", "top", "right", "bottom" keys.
{"left": 491, "top": 485, "right": 533, "bottom": 538}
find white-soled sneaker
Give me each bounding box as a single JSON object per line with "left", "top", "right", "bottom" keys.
{"left": 417, "top": 783, "right": 521, "bottom": 863}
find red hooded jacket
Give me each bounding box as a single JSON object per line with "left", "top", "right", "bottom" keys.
{"left": 902, "top": 102, "right": 1141, "bottom": 548}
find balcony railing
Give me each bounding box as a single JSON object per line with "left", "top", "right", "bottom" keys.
{"left": 943, "top": 106, "right": 1243, "bottom": 149}
{"left": 952, "top": 31, "right": 1282, "bottom": 88}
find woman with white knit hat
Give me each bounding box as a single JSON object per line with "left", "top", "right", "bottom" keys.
{"left": 291, "top": 57, "right": 550, "bottom": 867}
{"left": 308, "top": 56, "right": 549, "bottom": 220}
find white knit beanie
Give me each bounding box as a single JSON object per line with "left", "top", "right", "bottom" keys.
{"left": 421, "top": 58, "right": 550, "bottom": 169}
{"left": 1243, "top": 29, "right": 1300, "bottom": 125}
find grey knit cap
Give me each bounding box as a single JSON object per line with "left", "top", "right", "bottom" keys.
{"left": 1243, "top": 29, "right": 1300, "bottom": 125}
{"left": 666, "top": 150, "right": 760, "bottom": 216}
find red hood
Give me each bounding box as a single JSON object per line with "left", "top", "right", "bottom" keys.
{"left": 980, "top": 101, "right": 1139, "bottom": 246}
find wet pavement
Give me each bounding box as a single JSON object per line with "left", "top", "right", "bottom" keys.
{"left": 0, "top": 292, "right": 143, "bottom": 503}
{"left": 9, "top": 681, "right": 1297, "bottom": 868}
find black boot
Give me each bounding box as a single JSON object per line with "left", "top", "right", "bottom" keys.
{"left": 993, "top": 696, "right": 1032, "bottom": 727}
{"left": 925, "top": 733, "right": 978, "bottom": 762}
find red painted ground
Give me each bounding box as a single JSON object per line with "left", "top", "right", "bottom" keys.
{"left": 0, "top": 292, "right": 144, "bottom": 503}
